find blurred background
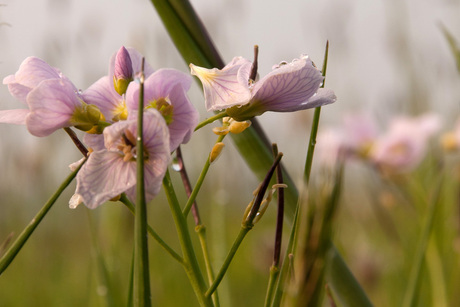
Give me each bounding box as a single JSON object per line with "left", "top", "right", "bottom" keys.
{"left": 1, "top": 0, "right": 460, "bottom": 306}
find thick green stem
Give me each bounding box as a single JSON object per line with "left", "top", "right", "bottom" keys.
{"left": 163, "top": 170, "right": 213, "bottom": 307}
{"left": 0, "top": 159, "right": 85, "bottom": 275}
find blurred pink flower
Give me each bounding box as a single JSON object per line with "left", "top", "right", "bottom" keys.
{"left": 370, "top": 113, "right": 440, "bottom": 172}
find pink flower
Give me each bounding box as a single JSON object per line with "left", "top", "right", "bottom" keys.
{"left": 190, "top": 55, "right": 336, "bottom": 120}
{"left": 1, "top": 57, "right": 74, "bottom": 125}
{"left": 74, "top": 109, "right": 170, "bottom": 209}
{"left": 126, "top": 69, "right": 199, "bottom": 152}
{"left": 370, "top": 113, "right": 440, "bottom": 172}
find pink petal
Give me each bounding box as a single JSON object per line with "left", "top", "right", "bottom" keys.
{"left": 76, "top": 151, "right": 136, "bottom": 209}
{"left": 250, "top": 56, "right": 324, "bottom": 112}
{"left": 166, "top": 84, "right": 199, "bottom": 151}
{"left": 26, "top": 79, "right": 82, "bottom": 137}
{"left": 0, "top": 109, "right": 29, "bottom": 125}
{"left": 190, "top": 57, "right": 252, "bottom": 111}
{"left": 82, "top": 76, "right": 124, "bottom": 121}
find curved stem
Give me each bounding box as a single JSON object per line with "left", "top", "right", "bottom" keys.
{"left": 195, "top": 112, "right": 228, "bottom": 131}
{"left": 0, "top": 159, "right": 85, "bottom": 275}
{"left": 206, "top": 226, "right": 251, "bottom": 298}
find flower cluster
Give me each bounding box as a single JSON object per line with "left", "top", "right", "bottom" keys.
{"left": 2, "top": 46, "right": 198, "bottom": 208}
{"left": 2, "top": 47, "right": 337, "bottom": 208}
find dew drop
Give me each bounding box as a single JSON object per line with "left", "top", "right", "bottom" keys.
{"left": 171, "top": 157, "right": 181, "bottom": 172}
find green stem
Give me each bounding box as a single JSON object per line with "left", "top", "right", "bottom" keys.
{"left": 162, "top": 170, "right": 213, "bottom": 307}
{"left": 207, "top": 154, "right": 283, "bottom": 298}
{"left": 206, "top": 226, "right": 251, "bottom": 298}
{"left": 0, "top": 159, "right": 85, "bottom": 275}
{"left": 120, "top": 194, "right": 183, "bottom": 264}
{"left": 195, "top": 112, "right": 228, "bottom": 131}
{"left": 183, "top": 134, "right": 226, "bottom": 216}
{"left": 303, "top": 40, "right": 329, "bottom": 184}
{"left": 196, "top": 225, "right": 220, "bottom": 307}
{"left": 402, "top": 175, "right": 444, "bottom": 307}
{"left": 133, "top": 59, "right": 151, "bottom": 307}
{"left": 264, "top": 266, "right": 280, "bottom": 307}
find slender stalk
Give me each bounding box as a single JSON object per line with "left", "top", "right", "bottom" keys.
{"left": 196, "top": 225, "right": 220, "bottom": 307}
{"left": 207, "top": 154, "right": 283, "bottom": 298}
{"left": 264, "top": 144, "right": 285, "bottom": 307}
{"left": 183, "top": 134, "right": 226, "bottom": 216}
{"left": 64, "top": 127, "right": 89, "bottom": 156}
{"left": 162, "top": 170, "right": 213, "bottom": 307}
{"left": 0, "top": 159, "right": 85, "bottom": 275}
{"left": 303, "top": 40, "right": 329, "bottom": 184}
{"left": 402, "top": 174, "right": 444, "bottom": 307}
{"left": 175, "top": 147, "right": 220, "bottom": 306}
{"left": 195, "top": 112, "right": 228, "bottom": 131}
{"left": 205, "top": 227, "right": 250, "bottom": 298}
{"left": 133, "top": 58, "right": 151, "bottom": 307}
{"left": 120, "top": 194, "right": 183, "bottom": 264}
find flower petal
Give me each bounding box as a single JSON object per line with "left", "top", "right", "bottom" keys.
{"left": 76, "top": 150, "right": 136, "bottom": 208}
{"left": 250, "top": 56, "right": 324, "bottom": 112}
{"left": 26, "top": 78, "right": 82, "bottom": 137}
{"left": 0, "top": 109, "right": 30, "bottom": 125}
{"left": 82, "top": 76, "right": 125, "bottom": 121}
{"left": 190, "top": 57, "right": 252, "bottom": 111}
{"left": 164, "top": 84, "right": 199, "bottom": 151}
{"left": 126, "top": 69, "right": 192, "bottom": 112}
{"left": 3, "top": 57, "right": 67, "bottom": 104}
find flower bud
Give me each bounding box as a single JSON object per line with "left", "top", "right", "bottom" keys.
{"left": 113, "top": 46, "right": 133, "bottom": 95}
{"left": 210, "top": 142, "right": 225, "bottom": 163}
{"left": 229, "top": 120, "right": 251, "bottom": 134}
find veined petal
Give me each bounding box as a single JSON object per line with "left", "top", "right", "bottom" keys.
{"left": 190, "top": 57, "right": 252, "bottom": 111}
{"left": 126, "top": 69, "right": 192, "bottom": 112}
{"left": 164, "top": 84, "right": 199, "bottom": 151}
{"left": 26, "top": 78, "right": 83, "bottom": 137}
{"left": 250, "top": 56, "right": 324, "bottom": 113}
{"left": 3, "top": 57, "right": 68, "bottom": 104}
{"left": 83, "top": 133, "right": 105, "bottom": 151}
{"left": 76, "top": 150, "right": 136, "bottom": 209}
{"left": 83, "top": 76, "right": 126, "bottom": 122}
{"left": 281, "top": 88, "right": 337, "bottom": 112}
{"left": 0, "top": 109, "right": 29, "bottom": 125}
